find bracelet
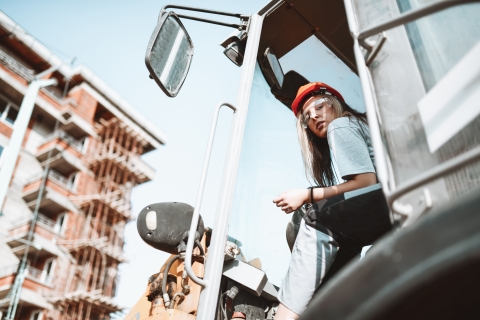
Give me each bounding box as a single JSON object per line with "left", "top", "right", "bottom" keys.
{"left": 308, "top": 186, "right": 314, "bottom": 204}
{"left": 308, "top": 186, "right": 321, "bottom": 204}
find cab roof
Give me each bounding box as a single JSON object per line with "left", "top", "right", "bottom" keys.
{"left": 257, "top": 0, "right": 355, "bottom": 108}
{"left": 258, "top": 0, "right": 355, "bottom": 72}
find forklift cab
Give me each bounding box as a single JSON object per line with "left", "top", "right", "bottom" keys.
{"left": 133, "top": 0, "right": 480, "bottom": 319}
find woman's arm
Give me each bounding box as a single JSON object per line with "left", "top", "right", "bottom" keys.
{"left": 273, "top": 172, "right": 377, "bottom": 214}
{"left": 313, "top": 172, "right": 377, "bottom": 201}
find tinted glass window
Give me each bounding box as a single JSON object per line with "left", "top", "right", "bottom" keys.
{"left": 6, "top": 106, "right": 18, "bottom": 124}
{"left": 0, "top": 96, "right": 8, "bottom": 116}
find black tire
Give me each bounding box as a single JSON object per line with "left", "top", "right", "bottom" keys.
{"left": 302, "top": 188, "right": 480, "bottom": 320}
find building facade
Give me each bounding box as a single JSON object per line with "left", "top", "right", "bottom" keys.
{"left": 0, "top": 11, "right": 166, "bottom": 320}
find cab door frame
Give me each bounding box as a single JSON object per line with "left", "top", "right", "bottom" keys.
{"left": 194, "top": 2, "right": 282, "bottom": 320}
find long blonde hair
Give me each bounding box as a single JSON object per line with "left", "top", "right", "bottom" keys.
{"left": 296, "top": 94, "right": 367, "bottom": 186}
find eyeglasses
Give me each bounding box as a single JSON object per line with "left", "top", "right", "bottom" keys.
{"left": 300, "top": 97, "right": 332, "bottom": 128}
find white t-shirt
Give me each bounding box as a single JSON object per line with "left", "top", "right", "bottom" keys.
{"left": 327, "top": 116, "right": 376, "bottom": 180}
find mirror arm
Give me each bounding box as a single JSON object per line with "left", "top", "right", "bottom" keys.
{"left": 159, "top": 5, "right": 244, "bottom": 20}
{"left": 159, "top": 5, "right": 250, "bottom": 30}
{"left": 174, "top": 14, "right": 246, "bottom": 30}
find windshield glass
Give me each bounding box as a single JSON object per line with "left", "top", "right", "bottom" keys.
{"left": 228, "top": 36, "right": 364, "bottom": 285}
{"left": 228, "top": 63, "right": 306, "bottom": 285}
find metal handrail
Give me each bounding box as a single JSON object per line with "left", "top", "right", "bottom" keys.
{"left": 357, "top": 0, "right": 479, "bottom": 49}
{"left": 184, "top": 102, "right": 236, "bottom": 287}
{"left": 48, "top": 170, "right": 70, "bottom": 187}
{"left": 43, "top": 129, "right": 83, "bottom": 151}
{"left": 25, "top": 265, "right": 53, "bottom": 284}
{"left": 0, "top": 49, "right": 35, "bottom": 81}
{"left": 344, "top": 0, "right": 480, "bottom": 217}
{"left": 25, "top": 169, "right": 72, "bottom": 189}
{"left": 160, "top": 4, "right": 245, "bottom": 19}
{"left": 10, "top": 213, "right": 56, "bottom": 230}
{"left": 386, "top": 146, "right": 480, "bottom": 209}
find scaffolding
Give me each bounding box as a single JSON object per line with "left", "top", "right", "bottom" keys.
{"left": 45, "top": 117, "right": 150, "bottom": 320}
{"left": 0, "top": 115, "right": 154, "bottom": 320}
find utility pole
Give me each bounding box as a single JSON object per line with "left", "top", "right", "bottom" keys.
{"left": 0, "top": 76, "right": 57, "bottom": 215}
{"left": 0, "top": 63, "right": 63, "bottom": 320}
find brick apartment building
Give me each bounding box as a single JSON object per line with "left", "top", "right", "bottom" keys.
{"left": 0, "top": 11, "right": 166, "bottom": 320}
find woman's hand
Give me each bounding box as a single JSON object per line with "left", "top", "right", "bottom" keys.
{"left": 273, "top": 189, "right": 309, "bottom": 214}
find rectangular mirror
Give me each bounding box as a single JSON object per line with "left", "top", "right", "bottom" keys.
{"left": 263, "top": 47, "right": 284, "bottom": 89}
{"left": 145, "top": 12, "right": 194, "bottom": 97}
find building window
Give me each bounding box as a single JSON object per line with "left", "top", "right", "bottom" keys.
{"left": 41, "top": 258, "right": 56, "bottom": 283}
{"left": 54, "top": 213, "right": 68, "bottom": 235}
{"left": 81, "top": 137, "right": 89, "bottom": 154}
{"left": 68, "top": 172, "right": 79, "bottom": 191}
{"left": 30, "top": 310, "right": 43, "bottom": 320}
{"left": 0, "top": 94, "right": 19, "bottom": 125}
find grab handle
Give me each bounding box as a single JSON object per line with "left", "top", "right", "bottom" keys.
{"left": 184, "top": 102, "right": 236, "bottom": 287}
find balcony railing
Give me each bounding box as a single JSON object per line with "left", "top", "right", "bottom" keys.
{"left": 0, "top": 49, "right": 34, "bottom": 81}
{"left": 10, "top": 213, "right": 57, "bottom": 231}
{"left": 25, "top": 169, "right": 73, "bottom": 190}
{"left": 88, "top": 138, "right": 155, "bottom": 182}
{"left": 0, "top": 263, "right": 53, "bottom": 285}
{"left": 43, "top": 129, "right": 84, "bottom": 152}
{"left": 128, "top": 154, "right": 155, "bottom": 180}
{"left": 48, "top": 170, "right": 71, "bottom": 188}
{"left": 26, "top": 265, "right": 54, "bottom": 285}
{"left": 0, "top": 263, "right": 18, "bottom": 278}
{"left": 0, "top": 49, "right": 64, "bottom": 104}
{"left": 41, "top": 86, "right": 64, "bottom": 103}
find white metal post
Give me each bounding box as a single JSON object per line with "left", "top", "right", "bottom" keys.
{"left": 195, "top": 13, "right": 264, "bottom": 320}
{"left": 0, "top": 78, "right": 57, "bottom": 215}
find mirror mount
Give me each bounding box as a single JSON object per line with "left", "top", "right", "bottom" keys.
{"left": 262, "top": 47, "right": 284, "bottom": 89}
{"left": 159, "top": 5, "right": 250, "bottom": 30}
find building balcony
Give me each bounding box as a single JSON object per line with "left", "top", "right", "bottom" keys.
{"left": 48, "top": 290, "right": 122, "bottom": 316}
{"left": 39, "top": 129, "right": 84, "bottom": 154}
{"left": 22, "top": 174, "right": 78, "bottom": 215}
{"left": 5, "top": 233, "right": 62, "bottom": 260}
{"left": 0, "top": 263, "right": 54, "bottom": 287}
{"left": 36, "top": 130, "right": 86, "bottom": 176}
{"left": 60, "top": 109, "right": 96, "bottom": 140}
{"left": 8, "top": 213, "right": 66, "bottom": 241}
{"left": 58, "top": 239, "right": 126, "bottom": 263}
{"left": 0, "top": 263, "right": 53, "bottom": 309}
{"left": 127, "top": 154, "right": 155, "bottom": 183}
{"left": 24, "top": 169, "right": 74, "bottom": 191}
{"left": 87, "top": 142, "right": 155, "bottom": 183}
{"left": 0, "top": 48, "right": 34, "bottom": 83}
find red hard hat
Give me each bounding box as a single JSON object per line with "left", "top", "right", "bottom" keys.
{"left": 291, "top": 82, "right": 345, "bottom": 116}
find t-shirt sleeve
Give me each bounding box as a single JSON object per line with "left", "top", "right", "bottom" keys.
{"left": 328, "top": 119, "right": 375, "bottom": 180}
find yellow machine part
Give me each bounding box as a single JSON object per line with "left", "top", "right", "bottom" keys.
{"left": 125, "top": 245, "right": 206, "bottom": 320}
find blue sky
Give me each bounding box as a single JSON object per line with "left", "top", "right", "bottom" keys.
{"left": 1, "top": 0, "right": 363, "bottom": 312}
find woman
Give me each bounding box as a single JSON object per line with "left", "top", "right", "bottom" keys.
{"left": 273, "top": 82, "right": 392, "bottom": 319}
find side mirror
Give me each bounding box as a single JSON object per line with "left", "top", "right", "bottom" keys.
{"left": 137, "top": 202, "right": 204, "bottom": 255}
{"left": 145, "top": 12, "right": 194, "bottom": 97}
{"left": 220, "top": 30, "right": 247, "bottom": 67}
{"left": 262, "top": 47, "right": 284, "bottom": 89}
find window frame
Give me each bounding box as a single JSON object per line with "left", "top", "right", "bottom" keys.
{"left": 0, "top": 94, "right": 20, "bottom": 126}
{"left": 30, "top": 310, "right": 43, "bottom": 320}
{"left": 41, "top": 257, "right": 56, "bottom": 283}
{"left": 54, "top": 212, "right": 68, "bottom": 235}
